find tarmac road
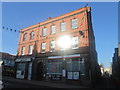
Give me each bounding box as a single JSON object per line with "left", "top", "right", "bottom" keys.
{"left": 2, "top": 79, "right": 51, "bottom": 89}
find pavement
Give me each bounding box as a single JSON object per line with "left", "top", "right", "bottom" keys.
{"left": 2, "top": 76, "right": 88, "bottom": 89}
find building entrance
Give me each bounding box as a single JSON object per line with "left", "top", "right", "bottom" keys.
{"left": 36, "top": 62, "right": 43, "bottom": 80}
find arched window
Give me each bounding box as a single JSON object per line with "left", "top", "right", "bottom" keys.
{"left": 23, "top": 33, "right": 27, "bottom": 41}
{"left": 30, "top": 31, "right": 34, "bottom": 40}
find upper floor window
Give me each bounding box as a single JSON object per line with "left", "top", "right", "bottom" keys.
{"left": 41, "top": 43, "right": 46, "bottom": 53}
{"left": 23, "top": 33, "right": 27, "bottom": 41}
{"left": 51, "top": 25, "right": 56, "bottom": 34}
{"left": 50, "top": 41, "right": 55, "bottom": 52}
{"left": 60, "top": 22, "right": 66, "bottom": 32}
{"left": 71, "top": 18, "right": 78, "bottom": 29}
{"left": 21, "top": 46, "right": 25, "bottom": 55}
{"left": 28, "top": 45, "right": 33, "bottom": 54}
{"left": 30, "top": 31, "right": 34, "bottom": 40}
{"left": 71, "top": 37, "right": 78, "bottom": 49}
{"left": 42, "top": 28, "right": 47, "bottom": 36}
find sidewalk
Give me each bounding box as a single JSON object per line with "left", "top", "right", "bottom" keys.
{"left": 2, "top": 76, "right": 88, "bottom": 88}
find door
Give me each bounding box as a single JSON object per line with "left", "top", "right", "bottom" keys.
{"left": 28, "top": 62, "right": 32, "bottom": 80}
{"left": 36, "top": 62, "right": 43, "bottom": 80}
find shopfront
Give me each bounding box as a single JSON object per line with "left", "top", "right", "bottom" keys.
{"left": 15, "top": 57, "right": 34, "bottom": 80}
{"left": 46, "top": 54, "right": 86, "bottom": 81}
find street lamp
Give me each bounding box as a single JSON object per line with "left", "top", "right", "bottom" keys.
{"left": 57, "top": 35, "right": 72, "bottom": 78}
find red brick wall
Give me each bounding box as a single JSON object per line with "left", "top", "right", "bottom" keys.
{"left": 18, "top": 7, "right": 90, "bottom": 56}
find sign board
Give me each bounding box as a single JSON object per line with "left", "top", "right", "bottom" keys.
{"left": 67, "top": 72, "right": 73, "bottom": 79}
{"left": 16, "top": 58, "right": 32, "bottom": 62}
{"left": 51, "top": 74, "right": 62, "bottom": 80}
{"left": 48, "top": 54, "right": 80, "bottom": 59}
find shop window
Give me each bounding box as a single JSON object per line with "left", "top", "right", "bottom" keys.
{"left": 41, "top": 43, "right": 46, "bottom": 53}
{"left": 71, "top": 18, "right": 78, "bottom": 29}
{"left": 46, "top": 59, "right": 62, "bottom": 75}
{"left": 60, "top": 22, "right": 66, "bottom": 32}
{"left": 17, "top": 63, "right": 26, "bottom": 70}
{"left": 51, "top": 25, "right": 56, "bottom": 34}
{"left": 42, "top": 28, "right": 47, "bottom": 36}
{"left": 71, "top": 37, "right": 78, "bottom": 49}
{"left": 66, "top": 58, "right": 85, "bottom": 74}
{"left": 50, "top": 41, "right": 55, "bottom": 52}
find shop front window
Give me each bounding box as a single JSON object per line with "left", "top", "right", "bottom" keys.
{"left": 66, "top": 58, "right": 85, "bottom": 74}
{"left": 46, "top": 59, "right": 62, "bottom": 75}
{"left": 17, "top": 63, "right": 26, "bottom": 70}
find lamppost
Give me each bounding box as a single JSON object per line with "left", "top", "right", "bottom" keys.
{"left": 57, "top": 35, "right": 72, "bottom": 79}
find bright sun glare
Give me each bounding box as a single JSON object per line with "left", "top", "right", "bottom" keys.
{"left": 57, "top": 35, "right": 72, "bottom": 49}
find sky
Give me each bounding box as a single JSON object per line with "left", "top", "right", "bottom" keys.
{"left": 1, "top": 2, "right": 118, "bottom": 68}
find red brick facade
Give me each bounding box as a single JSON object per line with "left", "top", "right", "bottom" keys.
{"left": 18, "top": 7, "right": 90, "bottom": 56}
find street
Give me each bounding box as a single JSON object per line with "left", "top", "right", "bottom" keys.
{"left": 2, "top": 80, "right": 50, "bottom": 89}
{"left": 1, "top": 76, "right": 119, "bottom": 89}
{"left": 94, "top": 76, "right": 118, "bottom": 88}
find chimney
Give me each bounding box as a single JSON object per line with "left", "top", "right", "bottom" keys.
{"left": 47, "top": 17, "right": 52, "bottom": 20}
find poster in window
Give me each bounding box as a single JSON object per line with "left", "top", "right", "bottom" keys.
{"left": 73, "top": 72, "right": 79, "bottom": 80}
{"left": 67, "top": 72, "right": 73, "bottom": 79}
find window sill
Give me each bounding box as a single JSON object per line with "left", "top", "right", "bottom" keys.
{"left": 41, "top": 52, "right": 46, "bottom": 53}
{"left": 72, "top": 27, "right": 78, "bottom": 30}
{"left": 72, "top": 47, "right": 78, "bottom": 49}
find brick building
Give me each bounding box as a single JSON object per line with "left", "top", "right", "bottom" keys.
{"left": 0, "top": 52, "right": 15, "bottom": 77}
{"left": 15, "top": 6, "right": 100, "bottom": 87}
{"left": 112, "top": 43, "right": 120, "bottom": 86}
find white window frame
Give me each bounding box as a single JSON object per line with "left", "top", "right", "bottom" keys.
{"left": 21, "top": 46, "right": 25, "bottom": 55}
{"left": 41, "top": 43, "right": 46, "bottom": 53}
{"left": 50, "top": 41, "right": 55, "bottom": 52}
{"left": 51, "top": 25, "right": 56, "bottom": 34}
{"left": 30, "top": 32, "right": 34, "bottom": 40}
{"left": 42, "top": 28, "right": 47, "bottom": 36}
{"left": 71, "top": 18, "right": 78, "bottom": 29}
{"left": 28, "top": 45, "right": 33, "bottom": 54}
{"left": 72, "top": 37, "right": 78, "bottom": 49}
{"left": 60, "top": 22, "right": 66, "bottom": 32}
{"left": 23, "top": 33, "right": 27, "bottom": 41}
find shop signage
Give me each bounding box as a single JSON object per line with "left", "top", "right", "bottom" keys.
{"left": 48, "top": 54, "right": 80, "bottom": 59}
{"left": 51, "top": 74, "right": 62, "bottom": 80}
{"left": 16, "top": 57, "right": 32, "bottom": 62}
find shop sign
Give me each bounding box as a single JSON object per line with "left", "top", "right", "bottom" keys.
{"left": 51, "top": 74, "right": 62, "bottom": 80}
{"left": 48, "top": 54, "right": 80, "bottom": 59}
{"left": 16, "top": 58, "right": 32, "bottom": 62}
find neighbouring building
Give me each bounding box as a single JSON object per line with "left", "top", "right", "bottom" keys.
{"left": 15, "top": 6, "right": 100, "bottom": 87}
{"left": 100, "top": 63, "right": 104, "bottom": 76}
{"left": 112, "top": 45, "right": 120, "bottom": 82}
{"left": 0, "top": 52, "right": 15, "bottom": 77}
